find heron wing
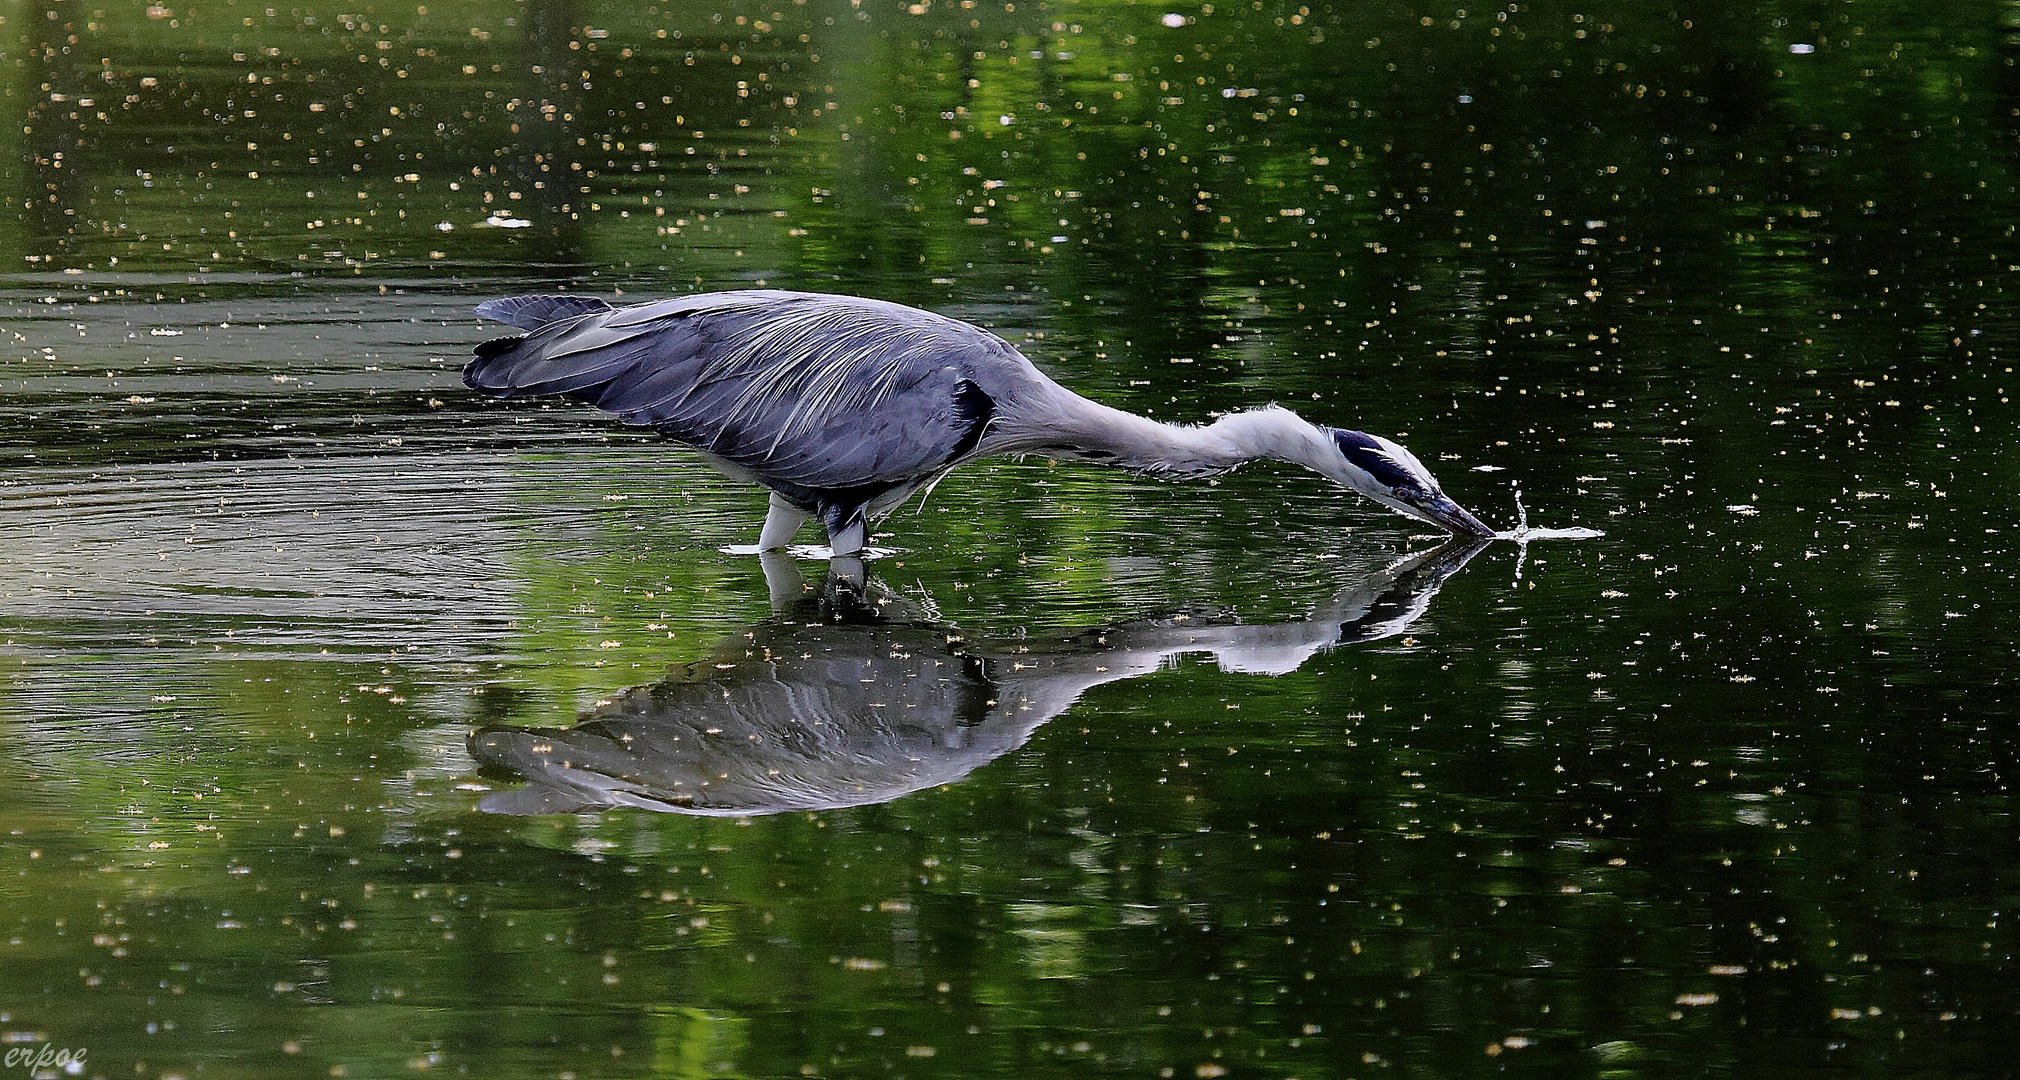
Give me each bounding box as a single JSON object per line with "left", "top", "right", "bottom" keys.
{"left": 466, "top": 291, "right": 1015, "bottom": 498}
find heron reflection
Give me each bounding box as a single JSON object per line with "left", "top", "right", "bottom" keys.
{"left": 469, "top": 540, "right": 1486, "bottom": 816}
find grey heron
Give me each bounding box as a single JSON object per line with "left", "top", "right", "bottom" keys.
{"left": 465, "top": 289, "right": 1493, "bottom": 554}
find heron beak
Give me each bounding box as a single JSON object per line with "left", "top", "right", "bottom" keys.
{"left": 1416, "top": 493, "right": 1495, "bottom": 537}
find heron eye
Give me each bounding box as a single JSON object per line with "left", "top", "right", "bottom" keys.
{"left": 1392, "top": 485, "right": 1414, "bottom": 501}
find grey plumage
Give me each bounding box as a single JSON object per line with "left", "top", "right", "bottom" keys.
{"left": 466, "top": 289, "right": 1492, "bottom": 553}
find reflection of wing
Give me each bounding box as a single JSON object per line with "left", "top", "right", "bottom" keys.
{"left": 471, "top": 625, "right": 1022, "bottom": 816}
{"left": 469, "top": 540, "right": 1486, "bottom": 816}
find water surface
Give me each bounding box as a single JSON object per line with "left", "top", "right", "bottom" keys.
{"left": 4, "top": 2, "right": 2019, "bottom": 1077}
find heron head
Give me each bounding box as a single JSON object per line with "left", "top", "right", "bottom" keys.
{"left": 1329, "top": 429, "right": 1494, "bottom": 537}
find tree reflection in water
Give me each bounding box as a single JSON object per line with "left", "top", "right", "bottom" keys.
{"left": 471, "top": 542, "right": 1486, "bottom": 815}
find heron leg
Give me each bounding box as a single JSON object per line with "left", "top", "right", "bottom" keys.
{"left": 826, "top": 514, "right": 869, "bottom": 557}
{"left": 758, "top": 493, "right": 812, "bottom": 549}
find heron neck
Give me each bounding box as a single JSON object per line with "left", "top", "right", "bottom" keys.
{"left": 1032, "top": 391, "right": 1344, "bottom": 482}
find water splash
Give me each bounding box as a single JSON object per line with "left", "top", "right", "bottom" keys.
{"left": 720, "top": 543, "right": 900, "bottom": 560}
{"left": 1496, "top": 482, "right": 1604, "bottom": 582}
{"left": 1494, "top": 483, "right": 1606, "bottom": 543}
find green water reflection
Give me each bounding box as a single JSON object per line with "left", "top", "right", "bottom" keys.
{"left": 3, "top": 1, "right": 2019, "bottom": 1077}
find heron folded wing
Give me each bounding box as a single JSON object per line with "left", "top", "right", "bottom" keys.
{"left": 675, "top": 369, "right": 992, "bottom": 498}
{"left": 466, "top": 290, "right": 1018, "bottom": 500}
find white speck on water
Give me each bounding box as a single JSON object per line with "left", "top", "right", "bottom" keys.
{"left": 1789, "top": 43, "right": 1816, "bottom": 54}
{"left": 1161, "top": 12, "right": 1187, "bottom": 27}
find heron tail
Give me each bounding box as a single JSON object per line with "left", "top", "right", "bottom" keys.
{"left": 473, "top": 294, "right": 614, "bottom": 331}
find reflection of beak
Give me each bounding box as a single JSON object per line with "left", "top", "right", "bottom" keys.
{"left": 1417, "top": 493, "right": 1495, "bottom": 537}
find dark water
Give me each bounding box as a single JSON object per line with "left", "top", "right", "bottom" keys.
{"left": 4, "top": 2, "right": 2019, "bottom": 1077}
